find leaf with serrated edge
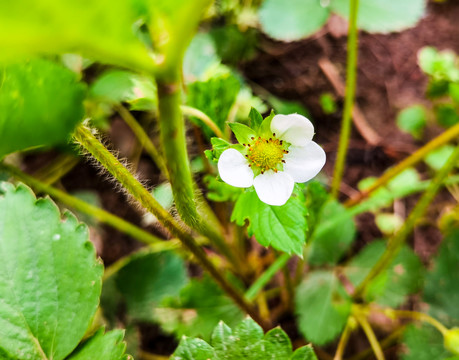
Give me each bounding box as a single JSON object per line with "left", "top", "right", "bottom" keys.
{"left": 0, "top": 59, "right": 85, "bottom": 159}
{"left": 171, "top": 337, "right": 216, "bottom": 360}
{"left": 295, "top": 271, "right": 351, "bottom": 345}
{"left": 0, "top": 182, "right": 102, "bottom": 360}
{"left": 67, "top": 328, "right": 130, "bottom": 360}
{"left": 290, "top": 345, "right": 318, "bottom": 360}
{"left": 232, "top": 190, "right": 307, "bottom": 256}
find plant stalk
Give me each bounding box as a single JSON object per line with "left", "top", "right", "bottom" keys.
{"left": 355, "top": 313, "right": 385, "bottom": 360}
{"left": 353, "top": 144, "right": 459, "bottom": 301}
{"left": 72, "top": 125, "right": 267, "bottom": 329}
{"left": 331, "top": 0, "right": 360, "bottom": 198}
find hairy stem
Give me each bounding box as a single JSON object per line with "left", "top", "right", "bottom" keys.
{"left": 345, "top": 121, "right": 459, "bottom": 207}
{"left": 72, "top": 125, "right": 267, "bottom": 329}
{"left": 353, "top": 144, "right": 459, "bottom": 300}
{"left": 331, "top": 0, "right": 360, "bottom": 198}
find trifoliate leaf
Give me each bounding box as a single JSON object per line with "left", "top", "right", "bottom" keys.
{"left": 259, "top": 0, "right": 330, "bottom": 41}
{"left": 307, "top": 200, "right": 356, "bottom": 265}
{"left": 331, "top": 0, "right": 426, "bottom": 33}
{"left": 115, "top": 251, "right": 188, "bottom": 322}
{"left": 295, "top": 271, "right": 352, "bottom": 345}
{"left": 232, "top": 189, "right": 308, "bottom": 256}
{"left": 345, "top": 240, "right": 424, "bottom": 308}
{"left": 67, "top": 328, "right": 130, "bottom": 360}
{"left": 0, "top": 58, "right": 85, "bottom": 158}
{"left": 401, "top": 324, "right": 452, "bottom": 360}
{"left": 0, "top": 182, "right": 102, "bottom": 360}
{"left": 171, "top": 318, "right": 318, "bottom": 360}
{"left": 424, "top": 229, "right": 459, "bottom": 327}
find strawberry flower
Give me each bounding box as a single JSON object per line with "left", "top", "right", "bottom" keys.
{"left": 217, "top": 113, "right": 326, "bottom": 206}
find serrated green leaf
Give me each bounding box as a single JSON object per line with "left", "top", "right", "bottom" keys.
{"left": 171, "top": 337, "right": 216, "bottom": 360}
{"left": 211, "top": 321, "right": 233, "bottom": 359}
{"left": 396, "top": 105, "right": 427, "bottom": 139}
{"left": 187, "top": 74, "right": 240, "bottom": 138}
{"left": 401, "top": 324, "right": 452, "bottom": 360}
{"left": 346, "top": 240, "right": 424, "bottom": 307}
{"left": 249, "top": 107, "right": 264, "bottom": 130}
{"left": 156, "top": 277, "right": 243, "bottom": 342}
{"left": 210, "top": 25, "right": 258, "bottom": 64}
{"left": 0, "top": 0, "right": 153, "bottom": 72}
{"left": 259, "top": 0, "right": 330, "bottom": 41}
{"left": 295, "top": 271, "right": 352, "bottom": 345}
{"left": 67, "top": 328, "right": 129, "bottom": 360}
{"left": 232, "top": 318, "right": 265, "bottom": 357}
{"left": 307, "top": 200, "right": 356, "bottom": 265}
{"left": 231, "top": 189, "right": 307, "bottom": 256}
{"left": 0, "top": 59, "right": 85, "bottom": 158}
{"left": 0, "top": 182, "right": 103, "bottom": 360}
{"left": 228, "top": 122, "right": 258, "bottom": 145}
{"left": 331, "top": 0, "right": 425, "bottom": 33}
{"left": 115, "top": 251, "right": 187, "bottom": 322}
{"left": 89, "top": 70, "right": 157, "bottom": 111}
{"left": 261, "top": 328, "right": 293, "bottom": 359}
{"left": 290, "top": 345, "right": 318, "bottom": 360}
{"left": 424, "top": 229, "right": 459, "bottom": 327}
{"left": 204, "top": 175, "right": 242, "bottom": 202}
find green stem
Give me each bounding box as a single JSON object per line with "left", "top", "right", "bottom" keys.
{"left": 388, "top": 309, "right": 448, "bottom": 335}
{"left": 345, "top": 121, "right": 459, "bottom": 207}
{"left": 245, "top": 253, "right": 290, "bottom": 301}
{"left": 116, "top": 104, "right": 169, "bottom": 177}
{"left": 156, "top": 70, "right": 240, "bottom": 268}
{"left": 353, "top": 144, "right": 459, "bottom": 301}
{"left": 1, "top": 163, "right": 171, "bottom": 248}
{"left": 72, "top": 125, "right": 267, "bottom": 329}
{"left": 355, "top": 313, "right": 385, "bottom": 360}
{"left": 181, "top": 105, "right": 227, "bottom": 140}
{"left": 333, "top": 317, "right": 354, "bottom": 360}
{"left": 331, "top": 0, "right": 359, "bottom": 198}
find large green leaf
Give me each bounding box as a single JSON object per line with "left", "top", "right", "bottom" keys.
{"left": 171, "top": 318, "right": 318, "bottom": 360}
{"left": 232, "top": 189, "right": 308, "bottom": 256}
{"left": 115, "top": 251, "right": 188, "bottom": 322}
{"left": 67, "top": 328, "right": 129, "bottom": 360}
{"left": 0, "top": 58, "right": 85, "bottom": 158}
{"left": 0, "top": 182, "right": 103, "bottom": 360}
{"left": 307, "top": 200, "right": 356, "bottom": 266}
{"left": 424, "top": 230, "right": 459, "bottom": 327}
{"left": 0, "top": 0, "right": 153, "bottom": 72}
{"left": 331, "top": 0, "right": 426, "bottom": 33}
{"left": 295, "top": 271, "right": 352, "bottom": 345}
{"left": 259, "top": 0, "right": 330, "bottom": 41}
{"left": 345, "top": 240, "right": 424, "bottom": 308}
{"left": 401, "top": 324, "right": 452, "bottom": 360}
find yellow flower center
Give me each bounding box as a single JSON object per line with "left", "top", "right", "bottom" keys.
{"left": 245, "top": 135, "right": 289, "bottom": 173}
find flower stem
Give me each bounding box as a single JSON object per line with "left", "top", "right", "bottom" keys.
{"left": 331, "top": 0, "right": 359, "bottom": 198}
{"left": 181, "top": 105, "right": 227, "bottom": 140}
{"left": 345, "top": 121, "right": 459, "bottom": 207}
{"left": 72, "top": 125, "right": 268, "bottom": 329}
{"left": 245, "top": 253, "right": 290, "bottom": 301}
{"left": 156, "top": 71, "right": 241, "bottom": 269}
{"left": 354, "top": 312, "right": 386, "bottom": 360}
{"left": 353, "top": 144, "right": 459, "bottom": 301}
{"left": 333, "top": 317, "right": 354, "bottom": 360}
{"left": 1, "top": 163, "right": 171, "bottom": 248}
{"left": 388, "top": 309, "right": 448, "bottom": 335}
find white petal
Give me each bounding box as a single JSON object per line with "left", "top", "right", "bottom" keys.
{"left": 218, "top": 149, "right": 254, "bottom": 188}
{"left": 283, "top": 142, "right": 326, "bottom": 183}
{"left": 270, "top": 114, "right": 315, "bottom": 146}
{"left": 253, "top": 171, "right": 294, "bottom": 206}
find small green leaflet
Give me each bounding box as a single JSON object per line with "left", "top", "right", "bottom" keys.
{"left": 295, "top": 271, "right": 352, "bottom": 345}
{"left": 231, "top": 189, "right": 308, "bottom": 256}
{"left": 171, "top": 318, "right": 318, "bottom": 360}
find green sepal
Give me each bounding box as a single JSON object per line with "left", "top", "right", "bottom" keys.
{"left": 205, "top": 137, "right": 232, "bottom": 162}
{"left": 258, "top": 110, "right": 276, "bottom": 138}
{"left": 228, "top": 122, "right": 257, "bottom": 145}
{"left": 248, "top": 107, "right": 263, "bottom": 130}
